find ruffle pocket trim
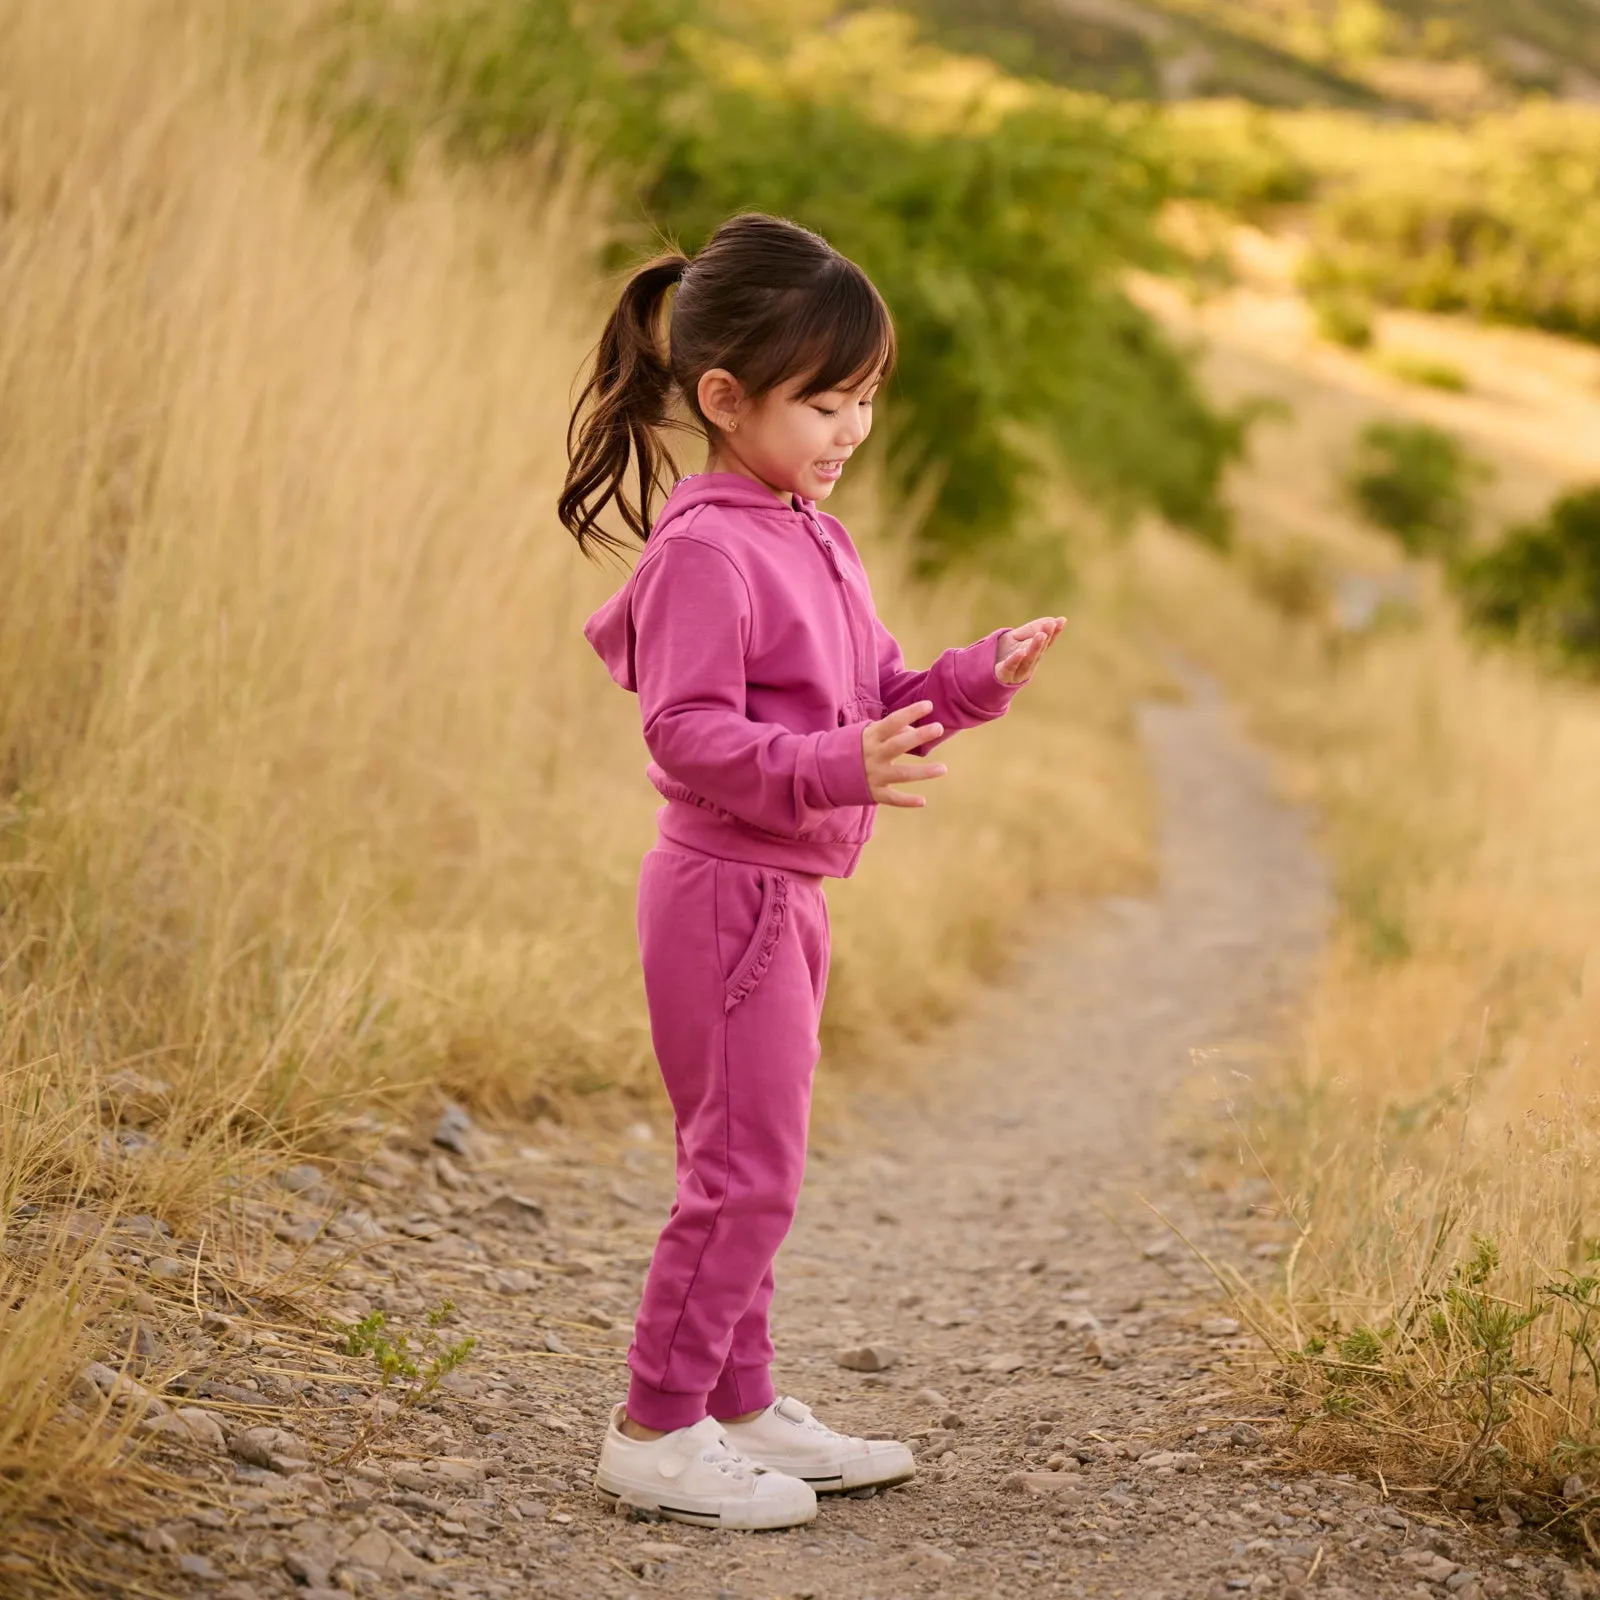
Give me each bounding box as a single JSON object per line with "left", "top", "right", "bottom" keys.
{"left": 724, "top": 872, "right": 790, "bottom": 1012}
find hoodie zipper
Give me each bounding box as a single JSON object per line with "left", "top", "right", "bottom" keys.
{"left": 797, "top": 506, "right": 871, "bottom": 722}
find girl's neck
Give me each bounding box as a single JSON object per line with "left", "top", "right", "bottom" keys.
{"left": 702, "top": 445, "right": 790, "bottom": 506}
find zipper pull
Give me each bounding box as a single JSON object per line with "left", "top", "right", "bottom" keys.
{"left": 805, "top": 512, "right": 847, "bottom": 580}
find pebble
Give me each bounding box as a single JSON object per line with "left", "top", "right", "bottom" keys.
{"left": 177, "top": 1553, "right": 222, "bottom": 1579}
{"left": 432, "top": 1102, "right": 478, "bottom": 1160}
{"left": 1201, "top": 1317, "right": 1242, "bottom": 1337}
{"left": 1090, "top": 1329, "right": 1125, "bottom": 1368}
{"left": 544, "top": 1329, "right": 572, "bottom": 1354}
{"left": 281, "top": 1163, "right": 324, "bottom": 1193}
{"left": 228, "top": 1426, "right": 311, "bottom": 1474}
{"left": 833, "top": 1343, "right": 901, "bottom": 1372}
{"left": 985, "top": 1352, "right": 1027, "bottom": 1373}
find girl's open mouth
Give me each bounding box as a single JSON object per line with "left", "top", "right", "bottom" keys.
{"left": 813, "top": 460, "right": 845, "bottom": 483}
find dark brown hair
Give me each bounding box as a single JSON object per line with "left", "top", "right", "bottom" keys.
{"left": 559, "top": 213, "right": 896, "bottom": 556}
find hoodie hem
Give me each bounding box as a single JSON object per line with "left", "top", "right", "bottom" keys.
{"left": 657, "top": 801, "right": 866, "bottom": 880}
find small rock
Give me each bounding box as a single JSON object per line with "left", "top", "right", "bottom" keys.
{"left": 281, "top": 1163, "right": 323, "bottom": 1193}
{"left": 1446, "top": 1574, "right": 1480, "bottom": 1594}
{"left": 1201, "top": 1317, "right": 1242, "bottom": 1337}
{"left": 1563, "top": 1474, "right": 1588, "bottom": 1502}
{"left": 1251, "top": 1241, "right": 1285, "bottom": 1260}
{"left": 1142, "top": 1236, "right": 1175, "bottom": 1260}
{"left": 153, "top": 1407, "right": 228, "bottom": 1450}
{"left": 939, "top": 1409, "right": 964, "bottom": 1430}
{"left": 1229, "top": 1423, "right": 1263, "bottom": 1447}
{"left": 833, "top": 1344, "right": 901, "bottom": 1373}
{"left": 342, "top": 1527, "right": 421, "bottom": 1577}
{"left": 432, "top": 1101, "right": 477, "bottom": 1160}
{"left": 1090, "top": 1329, "right": 1125, "bottom": 1368}
{"left": 177, "top": 1553, "right": 222, "bottom": 1580}
{"left": 228, "top": 1426, "right": 311, "bottom": 1474}
{"left": 1003, "top": 1471, "right": 1081, "bottom": 1495}
{"left": 285, "top": 1551, "right": 331, "bottom": 1589}
{"left": 272, "top": 1217, "right": 321, "bottom": 1245}
{"left": 118, "top": 1214, "right": 173, "bottom": 1242}
{"left": 544, "top": 1329, "right": 571, "bottom": 1354}
{"left": 77, "top": 1361, "right": 166, "bottom": 1414}
{"left": 478, "top": 1192, "right": 545, "bottom": 1227}
{"left": 1497, "top": 1502, "right": 1522, "bottom": 1528}
{"left": 492, "top": 1268, "right": 538, "bottom": 1295}
{"left": 145, "top": 1256, "right": 190, "bottom": 1281}
{"left": 431, "top": 1152, "right": 471, "bottom": 1190}
{"left": 137, "top": 1527, "right": 177, "bottom": 1554}
{"left": 1138, "top": 1450, "right": 1178, "bottom": 1469}
{"left": 985, "top": 1352, "right": 1027, "bottom": 1374}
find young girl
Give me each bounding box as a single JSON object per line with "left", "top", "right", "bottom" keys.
{"left": 561, "top": 213, "right": 1063, "bottom": 1530}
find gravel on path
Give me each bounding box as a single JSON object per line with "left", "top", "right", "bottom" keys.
{"left": 77, "top": 677, "right": 1589, "bottom": 1600}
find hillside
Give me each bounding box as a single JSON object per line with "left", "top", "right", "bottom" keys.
{"left": 896, "top": 0, "right": 1600, "bottom": 113}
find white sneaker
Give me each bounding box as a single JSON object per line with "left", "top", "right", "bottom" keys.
{"left": 720, "top": 1396, "right": 916, "bottom": 1494}
{"left": 593, "top": 1408, "right": 817, "bottom": 1530}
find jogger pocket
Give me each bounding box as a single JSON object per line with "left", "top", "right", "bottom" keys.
{"left": 724, "top": 872, "right": 790, "bottom": 1012}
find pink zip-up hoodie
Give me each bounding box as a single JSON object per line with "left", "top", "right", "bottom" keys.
{"left": 584, "top": 473, "right": 1018, "bottom": 879}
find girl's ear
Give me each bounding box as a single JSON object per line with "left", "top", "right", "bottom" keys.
{"left": 697, "top": 368, "right": 748, "bottom": 434}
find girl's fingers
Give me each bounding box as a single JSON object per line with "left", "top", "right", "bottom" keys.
{"left": 885, "top": 761, "right": 946, "bottom": 784}
{"left": 878, "top": 789, "right": 926, "bottom": 808}
{"left": 888, "top": 721, "right": 943, "bottom": 754}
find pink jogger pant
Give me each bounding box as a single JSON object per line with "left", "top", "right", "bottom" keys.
{"left": 626, "top": 843, "right": 830, "bottom": 1433}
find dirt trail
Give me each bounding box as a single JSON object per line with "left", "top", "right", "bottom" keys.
{"left": 104, "top": 677, "right": 1576, "bottom": 1600}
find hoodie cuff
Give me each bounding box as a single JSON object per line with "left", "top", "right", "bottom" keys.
{"left": 951, "top": 629, "right": 1021, "bottom": 720}
{"left": 815, "top": 722, "right": 874, "bottom": 810}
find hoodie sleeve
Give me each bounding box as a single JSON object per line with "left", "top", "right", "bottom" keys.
{"left": 633, "top": 537, "right": 873, "bottom": 833}
{"left": 875, "top": 620, "right": 1019, "bottom": 749}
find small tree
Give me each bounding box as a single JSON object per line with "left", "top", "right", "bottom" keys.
{"left": 1345, "top": 420, "right": 1484, "bottom": 559}
{"left": 1454, "top": 485, "right": 1600, "bottom": 670}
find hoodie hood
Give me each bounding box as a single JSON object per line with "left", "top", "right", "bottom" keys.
{"left": 583, "top": 474, "right": 813, "bottom": 692}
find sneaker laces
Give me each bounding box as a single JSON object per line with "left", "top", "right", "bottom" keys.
{"left": 697, "top": 1435, "right": 762, "bottom": 1479}
{"left": 779, "top": 1398, "right": 863, "bottom": 1446}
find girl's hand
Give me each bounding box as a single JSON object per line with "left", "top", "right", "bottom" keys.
{"left": 862, "top": 701, "right": 947, "bottom": 808}
{"left": 995, "top": 616, "right": 1065, "bottom": 686}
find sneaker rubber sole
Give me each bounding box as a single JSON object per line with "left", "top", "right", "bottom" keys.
{"left": 593, "top": 1474, "right": 817, "bottom": 1531}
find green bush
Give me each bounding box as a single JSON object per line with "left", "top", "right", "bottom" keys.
{"left": 1299, "top": 104, "right": 1600, "bottom": 345}
{"left": 1345, "top": 420, "right": 1482, "bottom": 558}
{"left": 1311, "top": 287, "right": 1375, "bottom": 350}
{"left": 1454, "top": 486, "right": 1600, "bottom": 670}
{"left": 1372, "top": 350, "right": 1469, "bottom": 393}
{"left": 313, "top": 3, "right": 1246, "bottom": 563}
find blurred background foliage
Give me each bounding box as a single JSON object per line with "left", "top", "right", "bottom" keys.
{"left": 312, "top": 1, "right": 1247, "bottom": 563}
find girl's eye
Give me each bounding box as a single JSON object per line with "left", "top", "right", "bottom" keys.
{"left": 812, "top": 406, "right": 839, "bottom": 418}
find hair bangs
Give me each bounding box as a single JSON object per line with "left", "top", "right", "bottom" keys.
{"left": 792, "top": 261, "right": 896, "bottom": 398}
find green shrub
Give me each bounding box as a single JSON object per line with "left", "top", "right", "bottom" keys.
{"left": 1345, "top": 420, "right": 1482, "bottom": 558}
{"left": 1372, "top": 350, "right": 1468, "bottom": 393}
{"left": 313, "top": 3, "right": 1246, "bottom": 563}
{"left": 1299, "top": 104, "right": 1600, "bottom": 345}
{"left": 1454, "top": 486, "right": 1600, "bottom": 670}
{"left": 1160, "top": 100, "right": 1316, "bottom": 214}
{"left": 1311, "top": 287, "right": 1375, "bottom": 350}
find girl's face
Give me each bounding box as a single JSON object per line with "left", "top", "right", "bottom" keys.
{"left": 699, "top": 367, "right": 880, "bottom": 504}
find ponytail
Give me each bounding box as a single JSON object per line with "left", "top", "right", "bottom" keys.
{"left": 559, "top": 254, "right": 690, "bottom": 556}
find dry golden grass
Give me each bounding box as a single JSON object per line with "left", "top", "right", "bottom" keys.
{"left": 0, "top": 0, "right": 1152, "bottom": 1557}
{"left": 1134, "top": 282, "right": 1600, "bottom": 1497}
